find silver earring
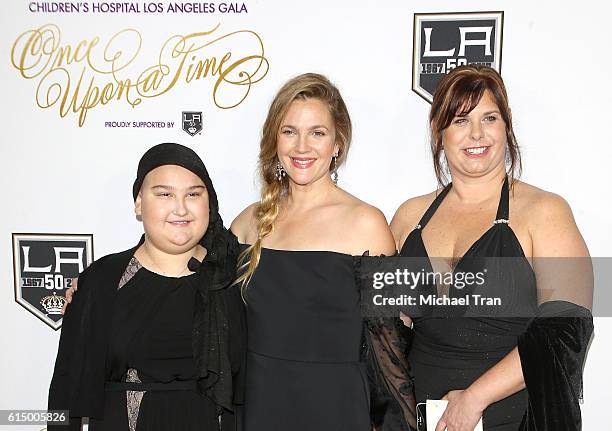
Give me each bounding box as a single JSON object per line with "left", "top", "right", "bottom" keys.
{"left": 442, "top": 152, "right": 450, "bottom": 175}
{"left": 505, "top": 144, "right": 511, "bottom": 166}
{"left": 275, "top": 160, "right": 286, "bottom": 181}
{"left": 331, "top": 155, "right": 339, "bottom": 184}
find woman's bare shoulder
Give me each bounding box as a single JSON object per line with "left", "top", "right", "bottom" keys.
{"left": 392, "top": 191, "right": 440, "bottom": 226}
{"left": 334, "top": 189, "right": 395, "bottom": 255}
{"left": 511, "top": 180, "right": 588, "bottom": 257}
{"left": 335, "top": 189, "right": 390, "bottom": 229}
{"left": 230, "top": 202, "right": 259, "bottom": 244}
{"left": 390, "top": 190, "right": 440, "bottom": 247}
{"left": 511, "top": 180, "right": 573, "bottom": 219}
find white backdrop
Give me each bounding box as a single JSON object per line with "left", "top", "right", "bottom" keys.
{"left": 1, "top": 1, "right": 611, "bottom": 429}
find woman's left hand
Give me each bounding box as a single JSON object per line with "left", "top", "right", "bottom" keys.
{"left": 435, "top": 389, "right": 486, "bottom": 431}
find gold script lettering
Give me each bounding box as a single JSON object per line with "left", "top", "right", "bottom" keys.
{"left": 11, "top": 24, "right": 269, "bottom": 126}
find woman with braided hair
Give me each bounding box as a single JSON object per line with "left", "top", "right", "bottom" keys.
{"left": 231, "top": 73, "right": 415, "bottom": 430}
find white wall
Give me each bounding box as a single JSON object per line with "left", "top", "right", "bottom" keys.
{"left": 1, "top": 1, "right": 610, "bottom": 429}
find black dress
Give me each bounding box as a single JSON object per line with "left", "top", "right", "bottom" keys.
{"left": 400, "top": 176, "right": 537, "bottom": 431}
{"left": 48, "top": 238, "right": 246, "bottom": 431}
{"left": 240, "top": 246, "right": 372, "bottom": 431}
{"left": 96, "top": 257, "right": 219, "bottom": 430}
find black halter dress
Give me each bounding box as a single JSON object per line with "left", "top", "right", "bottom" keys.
{"left": 400, "top": 177, "right": 538, "bottom": 431}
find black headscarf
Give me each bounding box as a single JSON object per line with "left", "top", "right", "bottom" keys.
{"left": 133, "top": 143, "right": 240, "bottom": 412}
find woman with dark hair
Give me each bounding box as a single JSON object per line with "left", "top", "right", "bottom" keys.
{"left": 231, "top": 73, "right": 415, "bottom": 431}
{"left": 49, "top": 143, "right": 245, "bottom": 431}
{"left": 391, "top": 65, "right": 593, "bottom": 430}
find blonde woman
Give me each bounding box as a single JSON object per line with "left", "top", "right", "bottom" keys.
{"left": 231, "top": 74, "right": 414, "bottom": 430}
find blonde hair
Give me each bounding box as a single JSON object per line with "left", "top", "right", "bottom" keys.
{"left": 236, "top": 73, "right": 352, "bottom": 290}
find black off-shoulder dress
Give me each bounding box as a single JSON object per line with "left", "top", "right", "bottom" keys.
{"left": 240, "top": 243, "right": 416, "bottom": 431}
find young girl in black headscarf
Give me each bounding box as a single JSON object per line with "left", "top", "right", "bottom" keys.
{"left": 48, "top": 143, "right": 245, "bottom": 431}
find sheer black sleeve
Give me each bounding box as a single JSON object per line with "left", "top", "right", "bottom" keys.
{"left": 356, "top": 255, "right": 416, "bottom": 430}
{"left": 364, "top": 317, "right": 416, "bottom": 430}
{"left": 518, "top": 257, "right": 594, "bottom": 431}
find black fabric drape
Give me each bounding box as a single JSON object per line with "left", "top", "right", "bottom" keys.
{"left": 518, "top": 301, "right": 594, "bottom": 431}
{"left": 191, "top": 231, "right": 244, "bottom": 412}
{"left": 48, "top": 246, "right": 134, "bottom": 431}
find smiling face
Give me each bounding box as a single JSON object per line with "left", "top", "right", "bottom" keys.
{"left": 276, "top": 97, "right": 339, "bottom": 187}
{"left": 442, "top": 90, "right": 507, "bottom": 179}
{"left": 135, "top": 165, "right": 209, "bottom": 255}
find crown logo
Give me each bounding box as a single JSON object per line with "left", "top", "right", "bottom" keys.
{"left": 41, "top": 293, "right": 67, "bottom": 315}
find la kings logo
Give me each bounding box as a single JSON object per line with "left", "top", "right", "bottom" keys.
{"left": 182, "top": 111, "right": 203, "bottom": 136}
{"left": 12, "top": 233, "right": 93, "bottom": 330}
{"left": 412, "top": 11, "right": 504, "bottom": 103}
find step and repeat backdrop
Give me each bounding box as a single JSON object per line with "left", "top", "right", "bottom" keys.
{"left": 1, "top": 1, "right": 611, "bottom": 429}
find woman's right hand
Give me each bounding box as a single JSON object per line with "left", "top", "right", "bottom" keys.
{"left": 399, "top": 312, "right": 413, "bottom": 328}
{"left": 61, "top": 278, "right": 79, "bottom": 314}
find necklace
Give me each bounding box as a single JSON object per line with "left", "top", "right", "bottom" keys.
{"left": 139, "top": 246, "right": 193, "bottom": 277}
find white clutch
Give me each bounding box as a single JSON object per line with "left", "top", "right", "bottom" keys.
{"left": 422, "top": 399, "right": 483, "bottom": 431}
